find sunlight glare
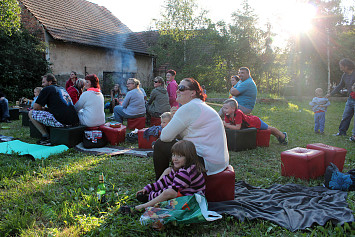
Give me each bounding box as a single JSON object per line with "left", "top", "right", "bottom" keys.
{"left": 281, "top": 2, "right": 317, "bottom": 34}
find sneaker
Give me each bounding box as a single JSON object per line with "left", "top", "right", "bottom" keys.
{"left": 278, "top": 132, "right": 288, "bottom": 145}
{"left": 333, "top": 132, "right": 346, "bottom": 136}
{"left": 349, "top": 136, "right": 355, "bottom": 142}
{"left": 37, "top": 137, "right": 51, "bottom": 146}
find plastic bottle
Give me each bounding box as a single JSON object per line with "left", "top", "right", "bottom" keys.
{"left": 97, "top": 173, "right": 106, "bottom": 203}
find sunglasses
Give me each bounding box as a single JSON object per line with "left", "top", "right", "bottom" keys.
{"left": 154, "top": 81, "right": 160, "bottom": 83}
{"left": 177, "top": 85, "right": 192, "bottom": 92}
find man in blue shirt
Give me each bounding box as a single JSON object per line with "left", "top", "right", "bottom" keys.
{"left": 230, "top": 67, "right": 257, "bottom": 114}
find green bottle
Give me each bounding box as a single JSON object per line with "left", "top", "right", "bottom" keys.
{"left": 97, "top": 173, "right": 106, "bottom": 203}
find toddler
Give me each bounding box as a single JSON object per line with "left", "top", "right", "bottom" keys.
{"left": 309, "top": 88, "right": 330, "bottom": 134}
{"left": 31, "top": 87, "right": 42, "bottom": 108}
{"left": 222, "top": 98, "right": 288, "bottom": 145}
{"left": 120, "top": 140, "right": 206, "bottom": 213}
{"left": 160, "top": 111, "right": 172, "bottom": 128}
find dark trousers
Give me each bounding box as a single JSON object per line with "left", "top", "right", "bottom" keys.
{"left": 153, "top": 138, "right": 177, "bottom": 180}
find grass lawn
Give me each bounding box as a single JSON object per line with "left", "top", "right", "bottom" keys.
{"left": 0, "top": 97, "right": 354, "bottom": 236}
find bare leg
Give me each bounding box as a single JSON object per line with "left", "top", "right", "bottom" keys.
{"left": 268, "top": 126, "right": 285, "bottom": 140}
{"left": 135, "top": 188, "right": 178, "bottom": 210}
{"left": 29, "top": 110, "right": 49, "bottom": 137}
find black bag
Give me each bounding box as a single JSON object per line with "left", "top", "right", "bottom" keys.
{"left": 83, "top": 130, "right": 107, "bottom": 148}
{"left": 126, "top": 131, "right": 138, "bottom": 143}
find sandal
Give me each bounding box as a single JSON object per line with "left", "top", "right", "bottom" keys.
{"left": 119, "top": 205, "right": 143, "bottom": 215}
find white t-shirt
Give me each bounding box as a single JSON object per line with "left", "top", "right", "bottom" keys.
{"left": 75, "top": 90, "right": 105, "bottom": 127}
{"left": 160, "top": 98, "right": 229, "bottom": 175}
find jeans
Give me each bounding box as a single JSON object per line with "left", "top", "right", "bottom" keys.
{"left": 314, "top": 112, "right": 325, "bottom": 133}
{"left": 113, "top": 105, "right": 145, "bottom": 123}
{"left": 0, "top": 98, "right": 10, "bottom": 120}
{"left": 338, "top": 97, "right": 355, "bottom": 136}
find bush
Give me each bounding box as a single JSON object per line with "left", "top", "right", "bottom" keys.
{"left": 0, "top": 28, "right": 49, "bottom": 101}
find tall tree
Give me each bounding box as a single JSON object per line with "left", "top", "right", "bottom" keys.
{"left": 0, "top": 0, "right": 21, "bottom": 35}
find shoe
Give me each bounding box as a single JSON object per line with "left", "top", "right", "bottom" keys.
{"left": 333, "top": 132, "right": 346, "bottom": 136}
{"left": 147, "top": 151, "right": 153, "bottom": 157}
{"left": 1, "top": 119, "right": 11, "bottom": 123}
{"left": 349, "top": 136, "right": 355, "bottom": 142}
{"left": 315, "top": 131, "right": 320, "bottom": 134}
{"left": 119, "top": 205, "right": 143, "bottom": 215}
{"left": 136, "top": 192, "right": 149, "bottom": 203}
{"left": 278, "top": 132, "right": 288, "bottom": 145}
{"left": 37, "top": 137, "right": 51, "bottom": 146}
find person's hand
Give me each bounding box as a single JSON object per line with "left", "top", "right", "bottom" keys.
{"left": 0, "top": 97, "right": 4, "bottom": 101}
{"left": 136, "top": 189, "right": 147, "bottom": 197}
{"left": 171, "top": 106, "right": 178, "bottom": 116}
{"left": 325, "top": 93, "right": 330, "bottom": 98}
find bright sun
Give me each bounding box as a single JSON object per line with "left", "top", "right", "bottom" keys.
{"left": 280, "top": 2, "right": 317, "bottom": 35}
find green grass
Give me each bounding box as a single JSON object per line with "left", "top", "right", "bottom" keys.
{"left": 0, "top": 97, "right": 354, "bottom": 236}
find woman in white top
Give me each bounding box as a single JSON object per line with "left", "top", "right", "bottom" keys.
{"left": 75, "top": 74, "right": 105, "bottom": 127}
{"left": 153, "top": 78, "right": 229, "bottom": 180}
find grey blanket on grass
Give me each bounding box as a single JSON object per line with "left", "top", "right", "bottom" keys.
{"left": 75, "top": 142, "right": 152, "bottom": 157}
{"left": 208, "top": 181, "right": 354, "bottom": 232}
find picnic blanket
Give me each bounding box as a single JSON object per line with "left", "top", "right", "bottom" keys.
{"left": 0, "top": 140, "right": 68, "bottom": 159}
{"left": 208, "top": 181, "right": 354, "bottom": 232}
{"left": 75, "top": 142, "right": 151, "bottom": 157}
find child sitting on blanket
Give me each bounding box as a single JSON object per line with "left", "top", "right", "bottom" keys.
{"left": 222, "top": 98, "right": 288, "bottom": 145}
{"left": 120, "top": 140, "right": 206, "bottom": 214}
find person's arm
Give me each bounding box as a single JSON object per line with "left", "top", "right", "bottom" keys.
{"left": 147, "top": 89, "right": 156, "bottom": 105}
{"left": 309, "top": 98, "right": 316, "bottom": 106}
{"left": 121, "top": 91, "right": 131, "bottom": 108}
{"left": 33, "top": 103, "right": 43, "bottom": 110}
{"left": 160, "top": 110, "right": 187, "bottom": 142}
{"left": 327, "top": 76, "right": 345, "bottom": 97}
{"left": 230, "top": 87, "right": 241, "bottom": 96}
{"left": 74, "top": 92, "right": 85, "bottom": 111}
{"left": 223, "top": 121, "right": 241, "bottom": 130}
{"left": 158, "top": 167, "right": 172, "bottom": 180}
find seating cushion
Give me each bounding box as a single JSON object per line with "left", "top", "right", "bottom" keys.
{"left": 50, "top": 125, "right": 86, "bottom": 148}
{"left": 127, "top": 117, "right": 146, "bottom": 130}
{"left": 225, "top": 128, "right": 257, "bottom": 152}
{"left": 204, "top": 165, "right": 235, "bottom": 202}
{"left": 99, "top": 124, "right": 126, "bottom": 145}
{"left": 281, "top": 147, "right": 325, "bottom": 180}
{"left": 256, "top": 129, "right": 271, "bottom": 147}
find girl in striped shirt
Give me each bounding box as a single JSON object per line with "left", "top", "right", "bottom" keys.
{"left": 121, "top": 140, "right": 206, "bottom": 213}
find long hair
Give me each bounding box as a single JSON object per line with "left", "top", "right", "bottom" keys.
{"left": 154, "top": 76, "right": 166, "bottom": 87}
{"left": 85, "top": 74, "right": 100, "bottom": 89}
{"left": 171, "top": 140, "right": 206, "bottom": 173}
{"left": 182, "top": 78, "right": 207, "bottom": 102}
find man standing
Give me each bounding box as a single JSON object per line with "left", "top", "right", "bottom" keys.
{"left": 166, "top": 69, "right": 179, "bottom": 108}
{"left": 230, "top": 67, "right": 257, "bottom": 114}
{"left": 29, "top": 73, "right": 79, "bottom": 145}
{"left": 0, "top": 91, "right": 11, "bottom": 123}
{"left": 326, "top": 58, "right": 355, "bottom": 141}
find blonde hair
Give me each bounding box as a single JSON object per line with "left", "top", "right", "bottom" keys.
{"left": 315, "top": 88, "right": 323, "bottom": 96}
{"left": 161, "top": 112, "right": 172, "bottom": 121}
{"left": 223, "top": 98, "right": 238, "bottom": 109}
{"left": 127, "top": 78, "right": 140, "bottom": 88}
{"left": 34, "top": 87, "right": 43, "bottom": 93}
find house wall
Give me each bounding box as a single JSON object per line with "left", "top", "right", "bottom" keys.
{"left": 19, "top": 1, "right": 45, "bottom": 40}
{"left": 48, "top": 41, "right": 153, "bottom": 91}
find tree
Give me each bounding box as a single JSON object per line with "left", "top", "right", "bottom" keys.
{"left": 0, "top": 0, "right": 21, "bottom": 35}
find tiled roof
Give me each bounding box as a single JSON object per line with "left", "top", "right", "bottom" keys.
{"left": 19, "top": 0, "right": 149, "bottom": 55}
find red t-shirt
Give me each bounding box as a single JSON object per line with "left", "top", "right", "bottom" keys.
{"left": 225, "top": 109, "right": 261, "bottom": 129}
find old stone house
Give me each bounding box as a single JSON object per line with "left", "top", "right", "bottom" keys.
{"left": 19, "top": 0, "right": 154, "bottom": 94}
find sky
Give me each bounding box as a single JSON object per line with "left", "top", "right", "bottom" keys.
{"left": 88, "top": 0, "right": 352, "bottom": 47}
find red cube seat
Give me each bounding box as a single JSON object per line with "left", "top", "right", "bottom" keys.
{"left": 99, "top": 124, "right": 126, "bottom": 145}
{"left": 150, "top": 117, "right": 161, "bottom": 126}
{"left": 204, "top": 165, "right": 235, "bottom": 202}
{"left": 138, "top": 128, "right": 160, "bottom": 149}
{"left": 281, "top": 147, "right": 325, "bottom": 180}
{"left": 127, "top": 117, "right": 146, "bottom": 130}
{"left": 256, "top": 129, "right": 271, "bottom": 147}
{"left": 306, "top": 143, "right": 347, "bottom": 172}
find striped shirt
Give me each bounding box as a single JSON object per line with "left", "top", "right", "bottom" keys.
{"left": 143, "top": 165, "right": 205, "bottom": 201}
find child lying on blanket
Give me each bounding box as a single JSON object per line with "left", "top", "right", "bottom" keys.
{"left": 222, "top": 98, "right": 288, "bottom": 145}
{"left": 120, "top": 140, "right": 206, "bottom": 214}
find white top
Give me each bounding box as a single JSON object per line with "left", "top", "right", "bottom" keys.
{"left": 75, "top": 90, "right": 105, "bottom": 127}
{"left": 161, "top": 98, "right": 229, "bottom": 175}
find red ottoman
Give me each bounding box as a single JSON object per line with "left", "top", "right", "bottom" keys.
{"left": 99, "top": 123, "right": 126, "bottom": 145}
{"left": 256, "top": 129, "right": 271, "bottom": 147}
{"left": 204, "top": 165, "right": 235, "bottom": 202}
{"left": 150, "top": 117, "right": 161, "bottom": 126}
{"left": 306, "top": 143, "right": 347, "bottom": 172}
{"left": 281, "top": 147, "right": 325, "bottom": 180}
{"left": 127, "top": 117, "right": 146, "bottom": 130}
{"left": 138, "top": 128, "right": 160, "bottom": 149}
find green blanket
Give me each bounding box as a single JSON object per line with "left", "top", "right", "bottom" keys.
{"left": 0, "top": 140, "right": 68, "bottom": 159}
